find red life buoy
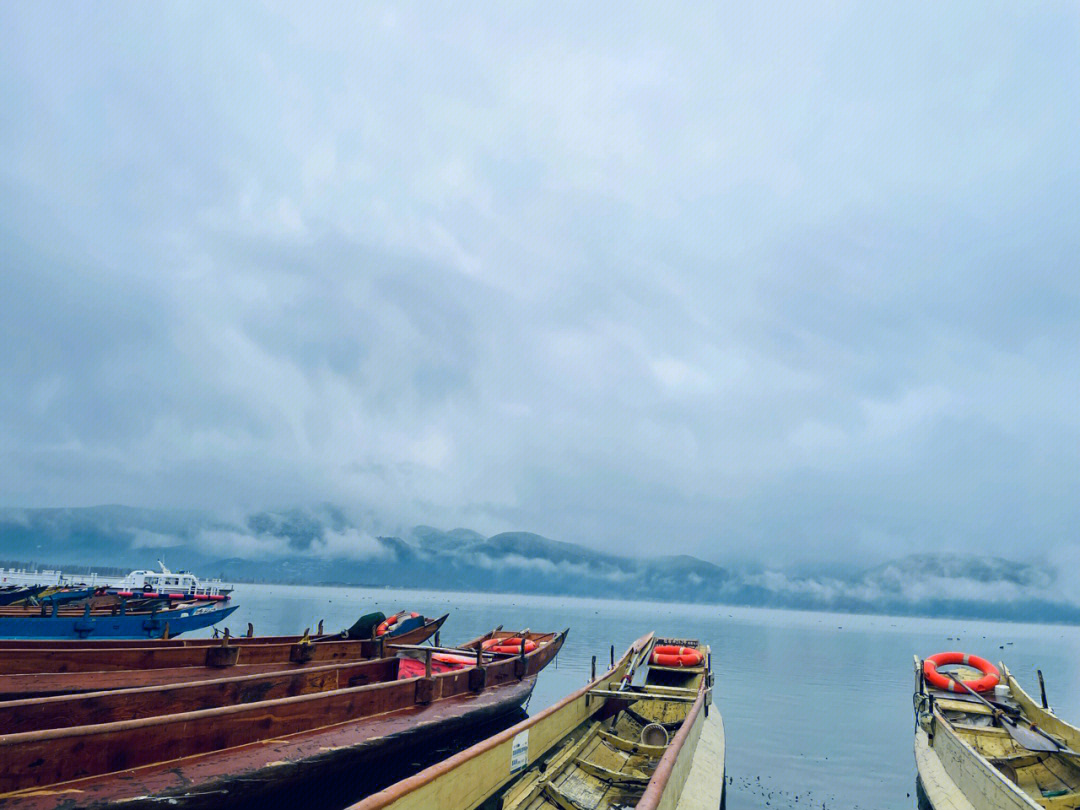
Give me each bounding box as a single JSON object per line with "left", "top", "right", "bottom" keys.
{"left": 923, "top": 652, "right": 999, "bottom": 693}
{"left": 432, "top": 653, "right": 475, "bottom": 666}
{"left": 650, "top": 645, "right": 704, "bottom": 668}
{"left": 483, "top": 637, "right": 537, "bottom": 655}
{"left": 376, "top": 611, "right": 421, "bottom": 637}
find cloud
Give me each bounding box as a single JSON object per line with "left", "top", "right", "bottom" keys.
{"left": 0, "top": 2, "right": 1077, "bottom": 566}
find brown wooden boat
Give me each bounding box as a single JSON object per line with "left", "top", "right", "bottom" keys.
{"left": 0, "top": 615, "right": 448, "bottom": 675}
{"left": 0, "top": 624, "right": 487, "bottom": 731}
{"left": 0, "top": 629, "right": 566, "bottom": 810}
{"left": 0, "top": 615, "right": 448, "bottom": 698}
{"left": 0, "top": 614, "right": 440, "bottom": 648}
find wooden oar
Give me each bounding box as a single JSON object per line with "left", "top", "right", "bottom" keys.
{"left": 948, "top": 674, "right": 1078, "bottom": 755}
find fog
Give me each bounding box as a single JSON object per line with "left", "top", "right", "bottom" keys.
{"left": 2, "top": 3, "right": 1077, "bottom": 566}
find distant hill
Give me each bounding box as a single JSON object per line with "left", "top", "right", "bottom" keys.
{"left": 1, "top": 506, "right": 1075, "bottom": 622}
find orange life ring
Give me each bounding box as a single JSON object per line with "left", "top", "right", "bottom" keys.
{"left": 650, "top": 645, "right": 704, "bottom": 668}
{"left": 375, "top": 611, "right": 422, "bottom": 637}
{"left": 923, "top": 652, "right": 1000, "bottom": 693}
{"left": 482, "top": 637, "right": 537, "bottom": 655}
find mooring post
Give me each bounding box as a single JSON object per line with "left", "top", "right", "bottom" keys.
{"left": 425, "top": 649, "right": 433, "bottom": 678}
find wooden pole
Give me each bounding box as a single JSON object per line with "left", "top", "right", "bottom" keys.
{"left": 1038, "top": 669, "right": 1049, "bottom": 708}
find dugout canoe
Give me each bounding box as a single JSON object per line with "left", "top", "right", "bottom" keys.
{"left": 0, "top": 615, "right": 448, "bottom": 698}
{"left": 914, "top": 654, "right": 1080, "bottom": 810}
{"left": 0, "top": 629, "right": 565, "bottom": 809}
{"left": 353, "top": 634, "right": 723, "bottom": 810}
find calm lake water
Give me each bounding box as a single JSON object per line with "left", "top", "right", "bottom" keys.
{"left": 213, "top": 584, "right": 1080, "bottom": 810}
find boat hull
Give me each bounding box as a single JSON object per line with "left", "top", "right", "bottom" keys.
{"left": 0, "top": 602, "right": 238, "bottom": 640}
{"left": 674, "top": 711, "right": 725, "bottom": 810}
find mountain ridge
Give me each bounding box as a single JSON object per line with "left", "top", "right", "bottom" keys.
{"left": 0, "top": 505, "right": 1073, "bottom": 622}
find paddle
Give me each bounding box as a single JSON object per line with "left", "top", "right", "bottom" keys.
{"left": 947, "top": 674, "right": 1078, "bottom": 755}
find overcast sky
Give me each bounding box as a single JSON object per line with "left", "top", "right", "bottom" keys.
{"left": 1, "top": 2, "right": 1077, "bottom": 565}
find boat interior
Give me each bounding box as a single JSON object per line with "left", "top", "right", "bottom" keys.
{"left": 926, "top": 664, "right": 1080, "bottom": 809}
{"left": 494, "top": 637, "right": 710, "bottom": 810}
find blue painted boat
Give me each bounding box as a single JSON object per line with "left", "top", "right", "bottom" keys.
{"left": 0, "top": 600, "right": 239, "bottom": 640}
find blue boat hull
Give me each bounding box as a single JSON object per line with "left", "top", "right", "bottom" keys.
{"left": 0, "top": 603, "right": 239, "bottom": 640}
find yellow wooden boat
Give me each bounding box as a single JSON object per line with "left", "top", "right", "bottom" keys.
{"left": 352, "top": 634, "right": 724, "bottom": 810}
{"left": 914, "top": 654, "right": 1080, "bottom": 810}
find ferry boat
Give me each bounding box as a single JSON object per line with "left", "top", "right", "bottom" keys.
{"left": 0, "top": 561, "right": 232, "bottom": 596}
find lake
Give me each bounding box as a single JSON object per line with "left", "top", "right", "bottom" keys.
{"left": 220, "top": 583, "right": 1080, "bottom": 810}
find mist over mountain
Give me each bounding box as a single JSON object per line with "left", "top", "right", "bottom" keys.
{"left": 1, "top": 505, "right": 1074, "bottom": 623}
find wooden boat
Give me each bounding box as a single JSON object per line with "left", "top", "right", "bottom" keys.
{"left": 0, "top": 610, "right": 440, "bottom": 648}
{"left": 353, "top": 634, "right": 723, "bottom": 810}
{"left": 0, "top": 629, "right": 565, "bottom": 809}
{"left": 914, "top": 652, "right": 1080, "bottom": 810}
{"left": 0, "top": 594, "right": 239, "bottom": 640}
{"left": 0, "top": 625, "right": 510, "bottom": 732}
{"left": 0, "top": 615, "right": 448, "bottom": 698}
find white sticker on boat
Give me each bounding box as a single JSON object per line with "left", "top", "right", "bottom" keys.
{"left": 510, "top": 730, "right": 529, "bottom": 773}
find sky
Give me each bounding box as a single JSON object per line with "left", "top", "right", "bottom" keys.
{"left": 1, "top": 2, "right": 1078, "bottom": 566}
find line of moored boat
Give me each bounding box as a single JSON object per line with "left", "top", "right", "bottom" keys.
{"left": 10, "top": 563, "right": 1067, "bottom": 809}
{"left": 0, "top": 585, "right": 724, "bottom": 810}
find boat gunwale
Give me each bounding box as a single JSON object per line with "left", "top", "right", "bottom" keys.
{"left": 634, "top": 647, "right": 710, "bottom": 810}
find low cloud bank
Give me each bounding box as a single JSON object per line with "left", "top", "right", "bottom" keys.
{"left": 0, "top": 505, "right": 1073, "bottom": 622}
